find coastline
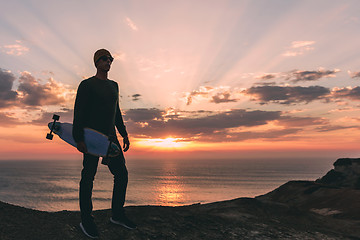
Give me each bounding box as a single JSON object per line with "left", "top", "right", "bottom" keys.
{"left": 1, "top": 180, "right": 359, "bottom": 239}
{"left": 0, "top": 157, "right": 331, "bottom": 212}
{"left": 1, "top": 158, "right": 360, "bottom": 239}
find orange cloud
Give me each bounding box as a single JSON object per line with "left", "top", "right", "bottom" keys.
{"left": 17, "top": 71, "right": 70, "bottom": 106}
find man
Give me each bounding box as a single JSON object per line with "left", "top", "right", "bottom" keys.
{"left": 73, "top": 49, "right": 136, "bottom": 239}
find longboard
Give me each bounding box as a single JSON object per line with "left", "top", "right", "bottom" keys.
{"left": 46, "top": 114, "right": 120, "bottom": 157}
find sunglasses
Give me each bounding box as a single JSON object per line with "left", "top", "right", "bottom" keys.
{"left": 98, "top": 55, "right": 114, "bottom": 63}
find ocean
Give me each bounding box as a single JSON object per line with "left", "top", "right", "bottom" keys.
{"left": 0, "top": 158, "right": 333, "bottom": 212}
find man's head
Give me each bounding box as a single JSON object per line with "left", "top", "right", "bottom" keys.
{"left": 94, "top": 49, "right": 114, "bottom": 70}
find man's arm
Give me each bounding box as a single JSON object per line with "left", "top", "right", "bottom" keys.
{"left": 113, "top": 82, "right": 130, "bottom": 152}
{"left": 72, "top": 81, "right": 88, "bottom": 153}
{"left": 115, "top": 101, "right": 130, "bottom": 152}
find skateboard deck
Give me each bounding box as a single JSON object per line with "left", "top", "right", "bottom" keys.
{"left": 46, "top": 115, "right": 120, "bottom": 157}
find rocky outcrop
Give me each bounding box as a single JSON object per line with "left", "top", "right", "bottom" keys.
{"left": 1, "top": 158, "right": 360, "bottom": 240}
{"left": 316, "top": 158, "right": 360, "bottom": 188}
{"left": 257, "top": 180, "right": 360, "bottom": 220}
{"left": 258, "top": 158, "right": 360, "bottom": 221}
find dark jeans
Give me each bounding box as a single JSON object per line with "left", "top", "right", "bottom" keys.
{"left": 79, "top": 149, "right": 128, "bottom": 222}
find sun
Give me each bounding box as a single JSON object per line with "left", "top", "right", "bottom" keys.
{"left": 134, "top": 137, "right": 191, "bottom": 150}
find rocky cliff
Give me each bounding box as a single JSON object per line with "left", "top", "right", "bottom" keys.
{"left": 316, "top": 158, "right": 360, "bottom": 188}
{"left": 1, "top": 158, "right": 360, "bottom": 240}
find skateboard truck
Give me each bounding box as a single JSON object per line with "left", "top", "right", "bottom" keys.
{"left": 46, "top": 114, "right": 60, "bottom": 140}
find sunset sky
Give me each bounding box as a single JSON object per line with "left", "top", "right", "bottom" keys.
{"left": 1, "top": 0, "right": 360, "bottom": 160}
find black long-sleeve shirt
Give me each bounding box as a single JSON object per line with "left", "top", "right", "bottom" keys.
{"left": 72, "top": 76, "right": 128, "bottom": 143}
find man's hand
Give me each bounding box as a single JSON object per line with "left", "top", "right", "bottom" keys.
{"left": 123, "top": 136, "right": 130, "bottom": 152}
{"left": 76, "top": 141, "right": 88, "bottom": 153}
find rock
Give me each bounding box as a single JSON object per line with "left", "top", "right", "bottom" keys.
{"left": 316, "top": 158, "right": 360, "bottom": 188}
{"left": 257, "top": 180, "right": 360, "bottom": 220}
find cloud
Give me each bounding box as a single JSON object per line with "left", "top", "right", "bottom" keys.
{"left": 0, "top": 107, "right": 74, "bottom": 127}
{"left": 0, "top": 69, "right": 75, "bottom": 111}
{"left": 315, "top": 125, "right": 358, "bottom": 132}
{"left": 185, "top": 86, "right": 240, "bottom": 105}
{"left": 0, "top": 112, "right": 21, "bottom": 126}
{"left": 31, "top": 108, "right": 74, "bottom": 126}
{"left": 348, "top": 71, "right": 360, "bottom": 79}
{"left": 185, "top": 86, "right": 213, "bottom": 105}
{"left": 276, "top": 116, "right": 328, "bottom": 127}
{"left": 331, "top": 86, "right": 360, "bottom": 101}
{"left": 124, "top": 108, "right": 282, "bottom": 140}
{"left": 328, "top": 107, "right": 359, "bottom": 113}
{"left": 197, "top": 128, "right": 302, "bottom": 142}
{"left": 183, "top": 69, "right": 353, "bottom": 106}
{"left": 286, "top": 69, "right": 339, "bottom": 83}
{"left": 256, "top": 73, "right": 277, "bottom": 80}
{"left": 243, "top": 85, "right": 330, "bottom": 105}
{"left": 210, "top": 91, "right": 238, "bottom": 103}
{"left": 124, "top": 108, "right": 346, "bottom": 143}
{"left": 131, "top": 94, "right": 142, "bottom": 101}
{"left": 17, "top": 71, "right": 74, "bottom": 107}
{"left": 254, "top": 68, "right": 338, "bottom": 85}
{"left": 0, "top": 69, "right": 18, "bottom": 108}
{"left": 123, "top": 108, "right": 329, "bottom": 142}
{"left": 254, "top": 81, "right": 277, "bottom": 87}
{"left": 283, "top": 41, "right": 315, "bottom": 57}
{"left": 125, "top": 17, "right": 138, "bottom": 31}
{"left": 168, "top": 109, "right": 281, "bottom": 130}
{"left": 1, "top": 40, "right": 29, "bottom": 56}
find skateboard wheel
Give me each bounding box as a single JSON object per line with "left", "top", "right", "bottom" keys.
{"left": 46, "top": 133, "right": 53, "bottom": 140}
{"left": 53, "top": 114, "right": 60, "bottom": 121}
